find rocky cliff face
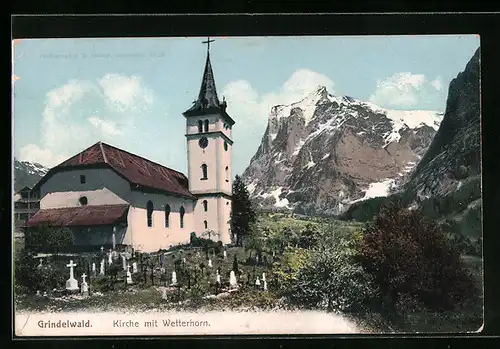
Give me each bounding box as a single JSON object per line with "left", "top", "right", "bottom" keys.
{"left": 242, "top": 87, "right": 443, "bottom": 216}
{"left": 343, "top": 48, "right": 481, "bottom": 238}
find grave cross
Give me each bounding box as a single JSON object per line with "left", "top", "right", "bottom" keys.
{"left": 82, "top": 273, "right": 87, "bottom": 283}
{"left": 66, "top": 260, "right": 77, "bottom": 280}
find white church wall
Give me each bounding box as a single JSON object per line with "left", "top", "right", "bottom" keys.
{"left": 216, "top": 137, "right": 232, "bottom": 195}
{"left": 187, "top": 133, "right": 221, "bottom": 193}
{"left": 40, "top": 168, "right": 131, "bottom": 205}
{"left": 125, "top": 190, "right": 195, "bottom": 252}
{"left": 193, "top": 196, "right": 219, "bottom": 240}
{"left": 222, "top": 196, "right": 232, "bottom": 245}
{"left": 40, "top": 188, "right": 128, "bottom": 209}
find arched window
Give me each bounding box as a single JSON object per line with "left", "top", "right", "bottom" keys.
{"left": 180, "top": 206, "right": 185, "bottom": 229}
{"left": 201, "top": 164, "right": 208, "bottom": 180}
{"left": 146, "top": 201, "right": 154, "bottom": 227}
{"left": 79, "top": 196, "right": 88, "bottom": 206}
{"left": 165, "top": 204, "right": 170, "bottom": 228}
{"left": 204, "top": 119, "right": 209, "bottom": 132}
{"left": 224, "top": 141, "right": 228, "bottom": 151}
{"left": 204, "top": 220, "right": 208, "bottom": 229}
{"left": 198, "top": 120, "right": 203, "bottom": 133}
{"left": 225, "top": 166, "right": 229, "bottom": 182}
{"left": 203, "top": 200, "right": 208, "bottom": 212}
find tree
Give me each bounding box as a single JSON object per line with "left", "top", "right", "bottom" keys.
{"left": 232, "top": 254, "right": 239, "bottom": 274}
{"left": 355, "top": 204, "right": 478, "bottom": 314}
{"left": 230, "top": 175, "right": 256, "bottom": 246}
{"left": 24, "top": 224, "right": 74, "bottom": 255}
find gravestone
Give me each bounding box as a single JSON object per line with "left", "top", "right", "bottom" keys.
{"left": 126, "top": 265, "right": 133, "bottom": 285}
{"left": 171, "top": 271, "right": 177, "bottom": 286}
{"left": 100, "top": 246, "right": 104, "bottom": 253}
{"left": 132, "top": 262, "right": 138, "bottom": 273}
{"left": 122, "top": 254, "right": 127, "bottom": 271}
{"left": 263, "top": 279, "right": 268, "bottom": 291}
{"left": 112, "top": 226, "right": 117, "bottom": 250}
{"left": 92, "top": 263, "right": 96, "bottom": 275}
{"left": 81, "top": 273, "right": 89, "bottom": 296}
{"left": 100, "top": 259, "right": 105, "bottom": 275}
{"left": 37, "top": 258, "right": 43, "bottom": 268}
{"left": 216, "top": 273, "right": 221, "bottom": 284}
{"left": 65, "top": 260, "right": 79, "bottom": 292}
{"left": 108, "top": 251, "right": 112, "bottom": 265}
{"left": 208, "top": 258, "right": 212, "bottom": 268}
{"left": 229, "top": 270, "right": 238, "bottom": 288}
{"left": 262, "top": 272, "right": 266, "bottom": 282}
{"left": 255, "top": 276, "right": 261, "bottom": 287}
{"left": 223, "top": 250, "right": 227, "bottom": 259}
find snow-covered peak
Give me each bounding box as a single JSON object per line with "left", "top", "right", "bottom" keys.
{"left": 364, "top": 101, "right": 443, "bottom": 131}
{"left": 269, "top": 85, "right": 332, "bottom": 126}
{"left": 14, "top": 158, "right": 49, "bottom": 176}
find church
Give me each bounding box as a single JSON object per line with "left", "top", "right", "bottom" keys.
{"left": 24, "top": 39, "right": 235, "bottom": 253}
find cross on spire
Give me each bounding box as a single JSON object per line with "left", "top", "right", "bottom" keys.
{"left": 202, "top": 36, "right": 215, "bottom": 53}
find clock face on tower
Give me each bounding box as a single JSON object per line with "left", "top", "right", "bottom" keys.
{"left": 199, "top": 137, "right": 208, "bottom": 149}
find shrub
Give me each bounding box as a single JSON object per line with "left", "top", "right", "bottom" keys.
{"left": 190, "top": 236, "right": 222, "bottom": 255}
{"left": 355, "top": 204, "right": 478, "bottom": 314}
{"left": 24, "top": 224, "right": 73, "bottom": 254}
{"left": 287, "top": 240, "right": 378, "bottom": 313}
{"left": 272, "top": 247, "right": 311, "bottom": 295}
{"left": 297, "top": 224, "right": 320, "bottom": 249}
{"left": 14, "top": 251, "right": 67, "bottom": 294}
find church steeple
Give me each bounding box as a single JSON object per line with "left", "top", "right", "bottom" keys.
{"left": 184, "top": 37, "right": 226, "bottom": 116}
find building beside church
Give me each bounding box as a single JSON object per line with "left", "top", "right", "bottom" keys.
{"left": 13, "top": 186, "right": 41, "bottom": 243}
{"left": 24, "top": 41, "right": 235, "bottom": 253}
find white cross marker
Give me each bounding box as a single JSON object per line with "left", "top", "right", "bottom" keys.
{"left": 82, "top": 273, "right": 87, "bottom": 283}
{"left": 66, "top": 260, "right": 77, "bottom": 280}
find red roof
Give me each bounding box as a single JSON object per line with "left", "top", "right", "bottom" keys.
{"left": 48, "top": 142, "right": 195, "bottom": 199}
{"left": 25, "top": 204, "right": 130, "bottom": 227}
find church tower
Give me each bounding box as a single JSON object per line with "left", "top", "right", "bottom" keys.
{"left": 183, "top": 37, "right": 235, "bottom": 245}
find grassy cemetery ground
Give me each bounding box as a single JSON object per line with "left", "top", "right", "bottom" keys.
{"left": 14, "top": 211, "right": 483, "bottom": 333}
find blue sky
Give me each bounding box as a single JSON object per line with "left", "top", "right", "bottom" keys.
{"left": 12, "top": 35, "right": 480, "bottom": 176}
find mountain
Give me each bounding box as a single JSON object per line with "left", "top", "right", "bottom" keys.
{"left": 241, "top": 86, "right": 443, "bottom": 216}
{"left": 343, "top": 48, "right": 481, "bottom": 238}
{"left": 13, "top": 158, "right": 49, "bottom": 192}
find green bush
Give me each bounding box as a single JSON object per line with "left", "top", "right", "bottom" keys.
{"left": 24, "top": 224, "right": 74, "bottom": 254}
{"left": 355, "top": 204, "right": 479, "bottom": 314}
{"left": 14, "top": 251, "right": 67, "bottom": 294}
{"left": 272, "top": 247, "right": 311, "bottom": 294}
{"left": 287, "top": 241, "right": 378, "bottom": 313}
{"left": 297, "top": 224, "right": 320, "bottom": 249}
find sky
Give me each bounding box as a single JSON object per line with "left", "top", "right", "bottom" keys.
{"left": 12, "top": 35, "right": 480, "bottom": 177}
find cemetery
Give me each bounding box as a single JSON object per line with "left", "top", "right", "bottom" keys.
{"left": 14, "top": 209, "right": 483, "bottom": 332}
{"left": 14, "top": 233, "right": 282, "bottom": 314}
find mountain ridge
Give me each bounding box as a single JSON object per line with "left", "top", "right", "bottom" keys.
{"left": 242, "top": 85, "right": 443, "bottom": 216}
{"left": 342, "top": 48, "right": 481, "bottom": 239}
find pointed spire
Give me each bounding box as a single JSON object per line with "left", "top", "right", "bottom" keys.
{"left": 196, "top": 50, "right": 220, "bottom": 108}
{"left": 184, "top": 37, "right": 221, "bottom": 115}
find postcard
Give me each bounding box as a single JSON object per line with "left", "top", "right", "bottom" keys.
{"left": 12, "top": 35, "right": 483, "bottom": 336}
